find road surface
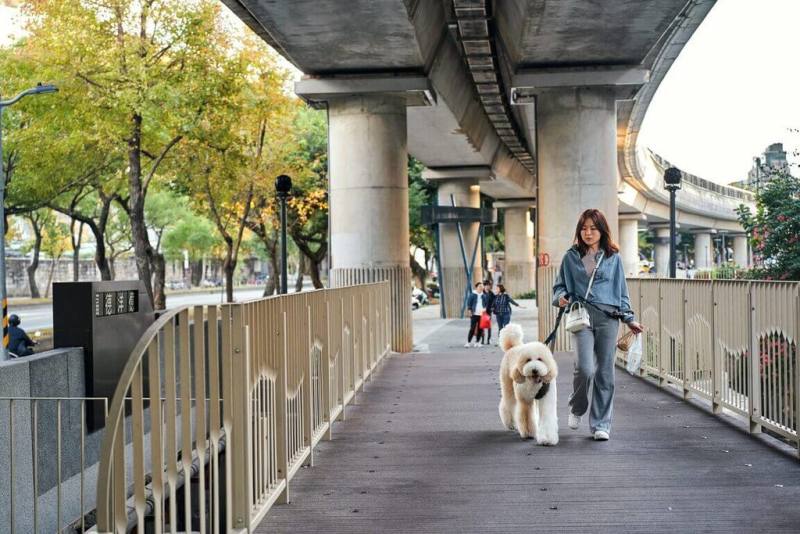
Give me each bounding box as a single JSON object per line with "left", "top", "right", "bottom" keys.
{"left": 10, "top": 287, "right": 291, "bottom": 332}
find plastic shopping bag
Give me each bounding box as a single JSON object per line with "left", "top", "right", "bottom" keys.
{"left": 479, "top": 311, "right": 491, "bottom": 329}
{"left": 625, "top": 333, "right": 643, "bottom": 375}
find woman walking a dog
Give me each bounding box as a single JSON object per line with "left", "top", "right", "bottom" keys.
{"left": 553, "top": 208, "right": 644, "bottom": 441}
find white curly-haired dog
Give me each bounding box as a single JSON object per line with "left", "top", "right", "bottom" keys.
{"left": 498, "top": 324, "right": 559, "bottom": 445}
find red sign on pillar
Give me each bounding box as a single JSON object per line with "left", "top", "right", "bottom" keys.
{"left": 537, "top": 252, "right": 550, "bottom": 267}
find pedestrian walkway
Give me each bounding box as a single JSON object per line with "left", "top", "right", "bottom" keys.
{"left": 256, "top": 305, "right": 800, "bottom": 533}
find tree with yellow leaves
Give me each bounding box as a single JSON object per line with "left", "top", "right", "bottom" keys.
{"left": 175, "top": 35, "right": 297, "bottom": 302}
{"left": 13, "top": 0, "right": 247, "bottom": 308}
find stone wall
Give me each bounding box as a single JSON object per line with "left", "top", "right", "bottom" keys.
{"left": 0, "top": 347, "right": 101, "bottom": 532}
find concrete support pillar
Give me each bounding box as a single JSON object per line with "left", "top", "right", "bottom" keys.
{"left": 537, "top": 88, "right": 618, "bottom": 267}
{"left": 692, "top": 230, "right": 714, "bottom": 270}
{"left": 618, "top": 217, "right": 640, "bottom": 277}
{"left": 503, "top": 207, "right": 535, "bottom": 297}
{"left": 732, "top": 234, "right": 749, "bottom": 268}
{"left": 436, "top": 179, "right": 482, "bottom": 318}
{"left": 328, "top": 95, "right": 412, "bottom": 352}
{"left": 652, "top": 226, "right": 671, "bottom": 277}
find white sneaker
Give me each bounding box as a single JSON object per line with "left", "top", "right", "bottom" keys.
{"left": 568, "top": 413, "right": 581, "bottom": 430}
{"left": 593, "top": 430, "right": 610, "bottom": 441}
{"left": 464, "top": 342, "right": 471, "bottom": 348}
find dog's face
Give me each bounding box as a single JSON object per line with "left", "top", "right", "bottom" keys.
{"left": 510, "top": 343, "right": 558, "bottom": 386}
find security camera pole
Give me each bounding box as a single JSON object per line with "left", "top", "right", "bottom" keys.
{"left": 0, "top": 83, "right": 58, "bottom": 360}
{"left": 275, "top": 175, "right": 292, "bottom": 295}
{"left": 663, "top": 166, "right": 682, "bottom": 279}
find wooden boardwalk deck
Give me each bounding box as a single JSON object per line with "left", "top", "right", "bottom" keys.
{"left": 256, "top": 318, "right": 800, "bottom": 533}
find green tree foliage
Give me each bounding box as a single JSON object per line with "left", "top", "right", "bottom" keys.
{"left": 736, "top": 171, "right": 800, "bottom": 280}
{"left": 286, "top": 107, "right": 328, "bottom": 289}
{"left": 12, "top": 0, "right": 246, "bottom": 308}
{"left": 176, "top": 35, "right": 296, "bottom": 301}
{"left": 162, "top": 207, "right": 218, "bottom": 286}
{"left": 408, "top": 157, "right": 435, "bottom": 287}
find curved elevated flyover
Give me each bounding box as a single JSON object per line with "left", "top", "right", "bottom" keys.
{"left": 221, "top": 0, "right": 747, "bottom": 325}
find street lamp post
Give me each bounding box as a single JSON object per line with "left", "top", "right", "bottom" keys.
{"left": 663, "top": 166, "right": 682, "bottom": 279}
{"left": 0, "top": 83, "right": 58, "bottom": 360}
{"left": 275, "top": 174, "right": 292, "bottom": 295}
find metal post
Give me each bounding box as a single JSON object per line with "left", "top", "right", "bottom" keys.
{"left": 433, "top": 223, "right": 446, "bottom": 319}
{"left": 0, "top": 106, "right": 7, "bottom": 360}
{"left": 480, "top": 222, "right": 487, "bottom": 275}
{"left": 669, "top": 188, "right": 677, "bottom": 279}
{"left": 280, "top": 197, "right": 288, "bottom": 294}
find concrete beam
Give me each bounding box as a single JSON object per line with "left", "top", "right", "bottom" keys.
{"left": 511, "top": 66, "right": 649, "bottom": 104}
{"left": 422, "top": 166, "right": 492, "bottom": 181}
{"left": 493, "top": 198, "right": 535, "bottom": 209}
{"left": 295, "top": 75, "right": 435, "bottom": 107}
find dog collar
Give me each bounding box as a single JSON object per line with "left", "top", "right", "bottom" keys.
{"left": 534, "top": 381, "right": 550, "bottom": 400}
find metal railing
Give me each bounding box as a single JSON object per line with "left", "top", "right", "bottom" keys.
{"left": 94, "top": 282, "right": 391, "bottom": 533}
{"left": 1, "top": 396, "right": 108, "bottom": 533}
{"left": 538, "top": 267, "right": 800, "bottom": 456}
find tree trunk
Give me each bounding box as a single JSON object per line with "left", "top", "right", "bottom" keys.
{"left": 81, "top": 219, "right": 113, "bottom": 280}
{"left": 71, "top": 219, "right": 84, "bottom": 282}
{"left": 191, "top": 258, "right": 203, "bottom": 286}
{"left": 127, "top": 112, "right": 167, "bottom": 308}
{"left": 45, "top": 254, "right": 61, "bottom": 298}
{"left": 109, "top": 257, "right": 116, "bottom": 280}
{"left": 294, "top": 253, "right": 305, "bottom": 293}
{"left": 308, "top": 257, "right": 323, "bottom": 289}
{"left": 128, "top": 114, "right": 153, "bottom": 298}
{"left": 72, "top": 243, "right": 80, "bottom": 281}
{"left": 223, "top": 251, "right": 235, "bottom": 303}
{"left": 152, "top": 253, "right": 166, "bottom": 309}
{"left": 253, "top": 223, "right": 278, "bottom": 296}
{"left": 264, "top": 264, "right": 277, "bottom": 296}
{"left": 26, "top": 218, "right": 42, "bottom": 299}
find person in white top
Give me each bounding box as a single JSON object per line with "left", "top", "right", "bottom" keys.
{"left": 464, "top": 282, "right": 486, "bottom": 347}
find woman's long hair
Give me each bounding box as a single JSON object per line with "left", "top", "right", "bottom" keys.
{"left": 574, "top": 209, "right": 619, "bottom": 257}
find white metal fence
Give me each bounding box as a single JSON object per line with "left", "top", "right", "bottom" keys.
{"left": 0, "top": 396, "right": 108, "bottom": 533}
{"left": 93, "top": 282, "right": 391, "bottom": 533}
{"left": 538, "top": 267, "right": 800, "bottom": 456}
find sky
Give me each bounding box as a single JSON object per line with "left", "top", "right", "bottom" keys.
{"left": 638, "top": 0, "right": 800, "bottom": 183}
{"left": 0, "top": 0, "right": 796, "bottom": 185}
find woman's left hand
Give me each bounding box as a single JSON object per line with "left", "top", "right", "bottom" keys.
{"left": 627, "top": 321, "right": 645, "bottom": 334}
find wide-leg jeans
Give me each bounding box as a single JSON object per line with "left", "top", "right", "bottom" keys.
{"left": 568, "top": 306, "right": 619, "bottom": 433}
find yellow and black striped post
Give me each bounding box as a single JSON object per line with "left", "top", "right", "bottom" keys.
{"left": 2, "top": 297, "right": 7, "bottom": 351}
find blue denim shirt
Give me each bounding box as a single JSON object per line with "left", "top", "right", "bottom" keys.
{"left": 552, "top": 247, "right": 635, "bottom": 323}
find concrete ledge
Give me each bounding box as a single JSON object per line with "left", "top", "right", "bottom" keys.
{"left": 295, "top": 75, "right": 435, "bottom": 106}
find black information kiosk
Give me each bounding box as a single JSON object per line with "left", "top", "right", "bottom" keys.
{"left": 53, "top": 281, "right": 154, "bottom": 430}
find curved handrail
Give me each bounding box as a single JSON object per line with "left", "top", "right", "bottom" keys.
{"left": 95, "top": 305, "right": 191, "bottom": 533}
{"left": 93, "top": 281, "right": 393, "bottom": 532}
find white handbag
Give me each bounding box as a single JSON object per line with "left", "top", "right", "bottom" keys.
{"left": 564, "top": 252, "right": 604, "bottom": 333}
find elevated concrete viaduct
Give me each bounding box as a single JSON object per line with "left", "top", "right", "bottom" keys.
{"left": 222, "top": 0, "right": 746, "bottom": 343}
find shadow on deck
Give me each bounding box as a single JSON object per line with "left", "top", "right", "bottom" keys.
{"left": 255, "top": 313, "right": 800, "bottom": 533}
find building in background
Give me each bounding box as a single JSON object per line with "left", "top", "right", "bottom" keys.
{"left": 735, "top": 142, "right": 790, "bottom": 191}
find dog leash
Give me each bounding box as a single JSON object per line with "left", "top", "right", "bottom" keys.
{"left": 543, "top": 306, "right": 566, "bottom": 349}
